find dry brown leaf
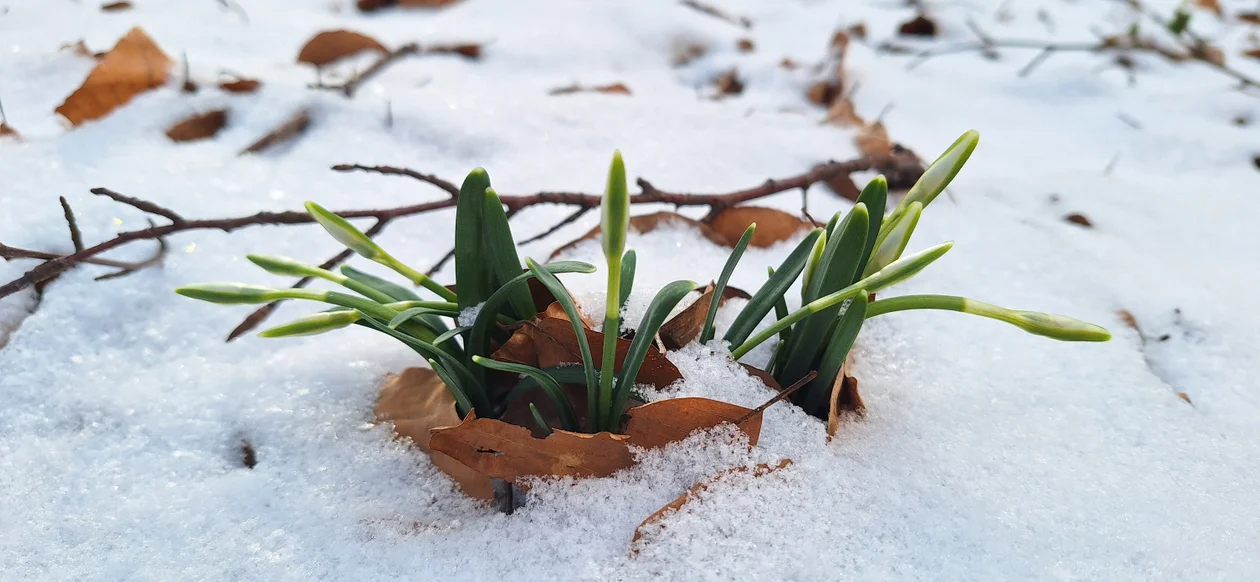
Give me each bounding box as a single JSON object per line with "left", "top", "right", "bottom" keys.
{"left": 240, "top": 109, "right": 311, "bottom": 155}
{"left": 296, "top": 30, "right": 388, "bottom": 67}
{"left": 1243, "top": 48, "right": 1260, "bottom": 60}
{"left": 740, "top": 363, "right": 781, "bottom": 391}
{"left": 713, "top": 69, "right": 744, "bottom": 98}
{"left": 826, "top": 373, "right": 864, "bottom": 439}
{"left": 778, "top": 57, "right": 799, "bottom": 70}
{"left": 55, "top": 27, "right": 172, "bottom": 126}
{"left": 375, "top": 368, "right": 494, "bottom": 499}
{"left": 101, "top": 1, "right": 132, "bottom": 12}
{"left": 830, "top": 29, "right": 850, "bottom": 56}
{"left": 736, "top": 38, "right": 755, "bottom": 53}
{"left": 1192, "top": 44, "right": 1226, "bottom": 66}
{"left": 165, "top": 109, "right": 227, "bottom": 142}
{"left": 657, "top": 284, "right": 749, "bottom": 350}
{"left": 707, "top": 206, "right": 812, "bottom": 248}
{"left": 1116, "top": 309, "right": 1141, "bottom": 336}
{"left": 428, "top": 43, "right": 483, "bottom": 59}
{"left": 549, "top": 82, "right": 632, "bottom": 96}
{"left": 1240, "top": 12, "right": 1260, "bottom": 25}
{"left": 825, "top": 173, "right": 862, "bottom": 202}
{"left": 0, "top": 122, "right": 19, "bottom": 140}
{"left": 849, "top": 23, "right": 868, "bottom": 41}
{"left": 825, "top": 95, "right": 864, "bottom": 127}
{"left": 806, "top": 80, "right": 839, "bottom": 107}
{"left": 898, "top": 14, "right": 938, "bottom": 37}
{"left": 551, "top": 211, "right": 729, "bottom": 258}
{"left": 430, "top": 415, "right": 636, "bottom": 483}
{"left": 1177, "top": 392, "right": 1193, "bottom": 404}
{"left": 632, "top": 459, "right": 792, "bottom": 544}
{"left": 625, "top": 397, "right": 762, "bottom": 448}
{"left": 854, "top": 120, "right": 892, "bottom": 158}
{"left": 219, "top": 78, "right": 262, "bottom": 93}
{"left": 1193, "top": 0, "right": 1223, "bottom": 17}
{"left": 513, "top": 316, "right": 683, "bottom": 389}
{"left": 1064, "top": 213, "right": 1094, "bottom": 228}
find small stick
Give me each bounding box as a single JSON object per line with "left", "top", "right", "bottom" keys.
{"left": 58, "top": 197, "right": 84, "bottom": 252}
{"left": 679, "top": 0, "right": 752, "bottom": 29}
{"left": 338, "top": 43, "right": 419, "bottom": 97}
{"left": 736, "top": 370, "right": 818, "bottom": 424}
{"left": 241, "top": 109, "right": 312, "bottom": 155}
{"left": 90, "top": 188, "right": 185, "bottom": 224}
{"left": 331, "top": 164, "right": 460, "bottom": 197}
{"left": 516, "top": 207, "right": 592, "bottom": 246}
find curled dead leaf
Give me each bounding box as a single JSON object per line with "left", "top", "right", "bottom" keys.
{"left": 55, "top": 27, "right": 172, "bottom": 126}
{"left": 219, "top": 78, "right": 262, "bottom": 93}
{"left": 0, "top": 122, "right": 18, "bottom": 141}
{"left": 854, "top": 120, "right": 892, "bottom": 158}
{"left": 297, "top": 30, "right": 388, "bottom": 67}
{"left": 625, "top": 397, "right": 762, "bottom": 448}
{"left": 898, "top": 14, "right": 938, "bottom": 37}
{"left": 736, "top": 38, "right": 755, "bottom": 53}
{"left": 824, "top": 172, "right": 862, "bottom": 202}
{"left": 375, "top": 368, "right": 494, "bottom": 499}
{"left": 492, "top": 313, "right": 682, "bottom": 390}
{"left": 632, "top": 459, "right": 792, "bottom": 545}
{"left": 165, "top": 109, "right": 227, "bottom": 142}
{"left": 550, "top": 211, "right": 729, "bottom": 259}
{"left": 657, "top": 283, "right": 749, "bottom": 350}
{"left": 101, "top": 1, "right": 132, "bottom": 12}
{"left": 825, "top": 373, "right": 864, "bottom": 439}
{"left": 707, "top": 206, "right": 812, "bottom": 248}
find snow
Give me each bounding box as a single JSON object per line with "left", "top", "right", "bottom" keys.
{"left": 455, "top": 303, "right": 483, "bottom": 328}
{"left": 3, "top": 0, "right": 1260, "bottom": 580}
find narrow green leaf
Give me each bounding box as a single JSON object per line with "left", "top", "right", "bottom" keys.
{"left": 356, "top": 311, "right": 489, "bottom": 414}
{"left": 340, "top": 265, "right": 420, "bottom": 301}
{"left": 619, "top": 249, "right": 636, "bottom": 313}
{"left": 701, "top": 224, "right": 755, "bottom": 344}
{"left": 473, "top": 356, "right": 579, "bottom": 431}
{"left": 427, "top": 358, "right": 475, "bottom": 418}
{"left": 389, "top": 307, "right": 442, "bottom": 329}
{"left": 863, "top": 201, "right": 922, "bottom": 278}
{"left": 484, "top": 187, "right": 536, "bottom": 320}
{"left": 258, "top": 309, "right": 360, "bottom": 338}
{"left": 801, "top": 228, "right": 828, "bottom": 302}
{"left": 730, "top": 241, "right": 951, "bottom": 359}
{"left": 498, "top": 365, "right": 588, "bottom": 417}
{"left": 432, "top": 325, "right": 471, "bottom": 346}
{"left": 247, "top": 254, "right": 334, "bottom": 279}
{"left": 864, "top": 294, "right": 1112, "bottom": 342}
{"left": 528, "top": 403, "right": 553, "bottom": 436}
{"left": 723, "top": 228, "right": 823, "bottom": 347}
{"left": 467, "top": 260, "right": 596, "bottom": 365}
{"left": 454, "top": 168, "right": 492, "bottom": 310}
{"left": 767, "top": 265, "right": 793, "bottom": 376}
{"left": 779, "top": 205, "right": 868, "bottom": 388}
{"left": 611, "top": 280, "right": 697, "bottom": 428}
{"left": 852, "top": 176, "right": 887, "bottom": 280}
{"left": 799, "top": 294, "right": 867, "bottom": 415}
{"left": 526, "top": 257, "right": 599, "bottom": 432}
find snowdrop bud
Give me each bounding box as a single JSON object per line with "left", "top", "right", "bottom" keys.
{"left": 258, "top": 310, "right": 360, "bottom": 337}
{"left": 601, "top": 151, "right": 629, "bottom": 265}
{"left": 175, "top": 282, "right": 290, "bottom": 304}
{"left": 304, "top": 201, "right": 383, "bottom": 260}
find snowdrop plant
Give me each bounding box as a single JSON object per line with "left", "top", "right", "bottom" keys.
{"left": 177, "top": 168, "right": 596, "bottom": 423}
{"left": 708, "top": 130, "right": 1111, "bottom": 417}
{"left": 478, "top": 152, "right": 697, "bottom": 434}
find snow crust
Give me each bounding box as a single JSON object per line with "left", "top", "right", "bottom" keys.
{"left": 2, "top": 0, "right": 1259, "bottom": 580}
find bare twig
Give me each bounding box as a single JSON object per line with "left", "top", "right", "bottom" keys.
{"left": 736, "top": 371, "right": 818, "bottom": 424}
{"left": 241, "top": 109, "right": 312, "bottom": 155}
{"left": 0, "top": 242, "right": 164, "bottom": 270}
{"left": 91, "top": 187, "right": 185, "bottom": 224}
{"left": 679, "top": 0, "right": 752, "bottom": 29}
{"left": 58, "top": 197, "right": 84, "bottom": 252}
{"left": 0, "top": 155, "right": 907, "bottom": 302}
{"left": 327, "top": 42, "right": 481, "bottom": 98}
{"left": 331, "top": 164, "right": 459, "bottom": 197}
{"left": 516, "top": 207, "right": 593, "bottom": 246}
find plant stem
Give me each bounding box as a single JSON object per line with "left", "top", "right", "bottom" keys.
{"left": 865, "top": 294, "right": 1111, "bottom": 341}
{"left": 599, "top": 253, "right": 621, "bottom": 431}
{"left": 389, "top": 258, "right": 459, "bottom": 302}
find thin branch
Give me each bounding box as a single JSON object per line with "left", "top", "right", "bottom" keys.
{"left": 336, "top": 43, "right": 419, "bottom": 97}
{"left": 516, "top": 207, "right": 592, "bottom": 246}
{"left": 331, "top": 163, "right": 460, "bottom": 197}
{"left": 736, "top": 371, "right": 818, "bottom": 424}
{"left": 0, "top": 155, "right": 901, "bottom": 301}
{"left": 679, "top": 0, "right": 752, "bottom": 29}
{"left": 0, "top": 242, "right": 164, "bottom": 270}
{"left": 91, "top": 187, "right": 185, "bottom": 224}
{"left": 58, "top": 197, "right": 84, "bottom": 252}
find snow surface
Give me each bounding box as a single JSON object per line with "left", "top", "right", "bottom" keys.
{"left": 2, "top": 0, "right": 1260, "bottom": 580}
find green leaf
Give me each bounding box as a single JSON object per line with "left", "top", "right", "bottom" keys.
{"left": 883, "top": 130, "right": 978, "bottom": 234}
{"left": 340, "top": 265, "right": 420, "bottom": 301}
{"left": 467, "top": 260, "right": 596, "bottom": 366}
{"left": 483, "top": 187, "right": 536, "bottom": 320}
{"left": 388, "top": 306, "right": 443, "bottom": 329}
{"left": 432, "top": 325, "right": 471, "bottom": 347}
{"left": 528, "top": 403, "right": 553, "bottom": 436}
{"left": 801, "top": 228, "right": 827, "bottom": 302}
{"left": 730, "top": 241, "right": 951, "bottom": 359}
{"left": 427, "top": 358, "right": 475, "bottom": 418}
{"left": 701, "top": 224, "right": 755, "bottom": 344}
{"left": 767, "top": 265, "right": 792, "bottom": 376}
{"left": 356, "top": 311, "right": 488, "bottom": 414}
{"left": 619, "top": 249, "right": 636, "bottom": 313}
{"left": 473, "top": 356, "right": 579, "bottom": 431}
{"left": 249, "top": 255, "right": 396, "bottom": 303}
{"left": 610, "top": 280, "right": 697, "bottom": 428}
{"left": 258, "top": 309, "right": 360, "bottom": 338}
{"left": 454, "top": 168, "right": 493, "bottom": 310}
{"left": 723, "top": 228, "right": 823, "bottom": 347}
{"left": 1168, "top": 8, "right": 1191, "bottom": 35}
{"left": 864, "top": 294, "right": 1112, "bottom": 342}
{"left": 852, "top": 176, "right": 887, "bottom": 280}
{"left": 498, "top": 365, "right": 588, "bottom": 416}
{"left": 799, "top": 294, "right": 867, "bottom": 415}
{"left": 863, "top": 202, "right": 922, "bottom": 278}
{"left": 778, "top": 205, "right": 868, "bottom": 388}
{"left": 526, "top": 257, "right": 599, "bottom": 432}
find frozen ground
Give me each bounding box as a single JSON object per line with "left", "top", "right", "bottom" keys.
{"left": 2, "top": 0, "right": 1259, "bottom": 580}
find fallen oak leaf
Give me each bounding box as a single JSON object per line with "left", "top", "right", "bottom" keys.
{"left": 165, "top": 109, "right": 228, "bottom": 142}
{"left": 632, "top": 459, "right": 792, "bottom": 545}
{"left": 706, "top": 206, "right": 812, "bottom": 248}
{"left": 429, "top": 414, "right": 636, "bottom": 483}
{"left": 624, "top": 397, "right": 762, "bottom": 448}
{"left": 375, "top": 368, "right": 494, "bottom": 499}
{"left": 55, "top": 27, "right": 173, "bottom": 126}
{"left": 854, "top": 120, "right": 892, "bottom": 159}
{"left": 297, "top": 30, "right": 388, "bottom": 67}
